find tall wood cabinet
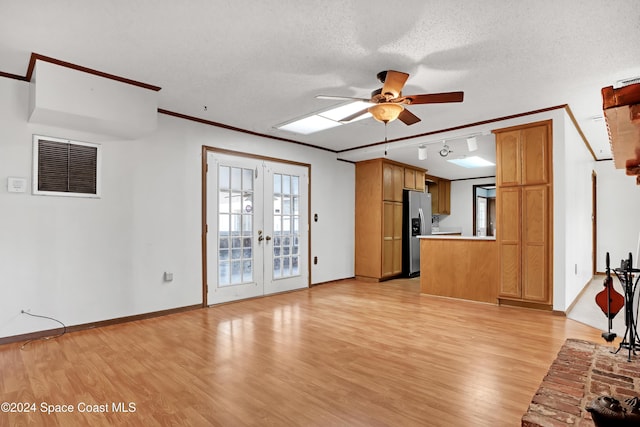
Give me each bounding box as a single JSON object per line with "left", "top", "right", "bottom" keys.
{"left": 355, "top": 158, "right": 426, "bottom": 281}
{"left": 495, "top": 121, "right": 552, "bottom": 307}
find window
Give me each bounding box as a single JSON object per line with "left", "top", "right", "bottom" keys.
{"left": 32, "top": 135, "right": 101, "bottom": 197}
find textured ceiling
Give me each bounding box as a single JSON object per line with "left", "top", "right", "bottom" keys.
{"left": 1, "top": 1, "right": 639, "bottom": 179}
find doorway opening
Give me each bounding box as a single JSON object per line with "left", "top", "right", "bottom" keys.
{"left": 473, "top": 183, "right": 496, "bottom": 237}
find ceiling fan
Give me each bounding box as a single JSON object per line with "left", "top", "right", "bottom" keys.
{"left": 317, "top": 70, "right": 464, "bottom": 125}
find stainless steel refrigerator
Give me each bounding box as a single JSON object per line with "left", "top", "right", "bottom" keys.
{"left": 403, "top": 190, "right": 432, "bottom": 277}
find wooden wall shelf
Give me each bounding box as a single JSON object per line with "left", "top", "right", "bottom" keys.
{"left": 602, "top": 83, "right": 640, "bottom": 182}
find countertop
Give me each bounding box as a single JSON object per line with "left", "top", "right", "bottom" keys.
{"left": 419, "top": 235, "right": 496, "bottom": 240}
{"left": 430, "top": 227, "right": 461, "bottom": 235}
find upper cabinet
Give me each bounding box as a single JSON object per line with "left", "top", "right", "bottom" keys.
{"left": 382, "top": 162, "right": 427, "bottom": 197}
{"left": 383, "top": 162, "right": 404, "bottom": 202}
{"left": 496, "top": 121, "right": 551, "bottom": 187}
{"left": 425, "top": 174, "right": 451, "bottom": 215}
{"left": 403, "top": 167, "right": 426, "bottom": 192}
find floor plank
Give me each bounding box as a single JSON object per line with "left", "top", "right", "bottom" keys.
{"left": 0, "top": 278, "right": 603, "bottom": 426}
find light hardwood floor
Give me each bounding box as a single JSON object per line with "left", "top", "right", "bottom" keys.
{"left": 0, "top": 278, "right": 602, "bottom": 426}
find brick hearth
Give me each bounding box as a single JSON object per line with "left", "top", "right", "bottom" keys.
{"left": 522, "top": 339, "right": 640, "bottom": 427}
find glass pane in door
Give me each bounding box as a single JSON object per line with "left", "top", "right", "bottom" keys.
{"left": 218, "top": 165, "right": 254, "bottom": 286}
{"left": 273, "top": 173, "right": 300, "bottom": 279}
{"left": 476, "top": 196, "right": 487, "bottom": 236}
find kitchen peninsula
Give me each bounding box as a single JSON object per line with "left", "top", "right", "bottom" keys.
{"left": 419, "top": 235, "right": 498, "bottom": 304}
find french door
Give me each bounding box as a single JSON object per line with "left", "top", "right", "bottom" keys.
{"left": 205, "top": 151, "right": 309, "bottom": 305}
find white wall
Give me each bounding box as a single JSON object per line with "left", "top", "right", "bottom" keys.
{"left": 595, "top": 160, "right": 640, "bottom": 271}
{"left": 553, "top": 114, "right": 596, "bottom": 311}
{"left": 0, "top": 77, "right": 354, "bottom": 339}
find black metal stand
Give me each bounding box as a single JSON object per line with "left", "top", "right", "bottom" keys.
{"left": 612, "top": 256, "right": 640, "bottom": 361}
{"left": 601, "top": 252, "right": 618, "bottom": 342}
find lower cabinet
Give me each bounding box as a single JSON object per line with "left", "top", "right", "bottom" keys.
{"left": 498, "top": 185, "right": 551, "bottom": 304}
{"left": 382, "top": 201, "right": 403, "bottom": 277}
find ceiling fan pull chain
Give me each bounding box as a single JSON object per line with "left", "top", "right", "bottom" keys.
{"left": 384, "top": 123, "right": 388, "bottom": 156}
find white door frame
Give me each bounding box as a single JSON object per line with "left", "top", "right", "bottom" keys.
{"left": 201, "top": 147, "right": 311, "bottom": 306}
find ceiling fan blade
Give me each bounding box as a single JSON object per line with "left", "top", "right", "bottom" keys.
{"left": 381, "top": 70, "right": 409, "bottom": 98}
{"left": 339, "top": 107, "right": 370, "bottom": 122}
{"left": 403, "top": 91, "right": 464, "bottom": 104}
{"left": 316, "top": 95, "right": 370, "bottom": 102}
{"left": 398, "top": 108, "right": 421, "bottom": 125}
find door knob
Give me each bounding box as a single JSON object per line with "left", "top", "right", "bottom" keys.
{"left": 258, "top": 230, "right": 264, "bottom": 242}
{"left": 265, "top": 235, "right": 271, "bottom": 241}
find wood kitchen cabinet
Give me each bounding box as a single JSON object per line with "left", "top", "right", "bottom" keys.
{"left": 438, "top": 179, "right": 451, "bottom": 214}
{"left": 383, "top": 162, "right": 403, "bottom": 202}
{"left": 494, "top": 120, "right": 552, "bottom": 308}
{"left": 426, "top": 175, "right": 451, "bottom": 215}
{"left": 382, "top": 201, "right": 403, "bottom": 277}
{"left": 355, "top": 158, "right": 426, "bottom": 281}
{"left": 404, "top": 167, "right": 425, "bottom": 192}
{"left": 497, "top": 122, "right": 550, "bottom": 187}
{"left": 498, "top": 185, "right": 549, "bottom": 302}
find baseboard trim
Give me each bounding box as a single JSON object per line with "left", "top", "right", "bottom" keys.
{"left": 498, "top": 298, "right": 553, "bottom": 311}
{"left": 564, "top": 275, "right": 604, "bottom": 316}
{"left": 311, "top": 277, "right": 356, "bottom": 287}
{"left": 354, "top": 275, "right": 402, "bottom": 283}
{"left": 0, "top": 304, "right": 202, "bottom": 346}
{"left": 354, "top": 275, "right": 382, "bottom": 283}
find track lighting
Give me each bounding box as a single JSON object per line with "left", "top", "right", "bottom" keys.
{"left": 467, "top": 136, "right": 478, "bottom": 152}
{"left": 439, "top": 141, "right": 452, "bottom": 157}
{"left": 418, "top": 144, "right": 427, "bottom": 160}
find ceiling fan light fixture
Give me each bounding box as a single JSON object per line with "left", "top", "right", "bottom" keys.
{"left": 368, "top": 103, "right": 404, "bottom": 124}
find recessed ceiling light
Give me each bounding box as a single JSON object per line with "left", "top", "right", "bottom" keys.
{"left": 318, "top": 101, "right": 372, "bottom": 122}
{"left": 277, "top": 115, "right": 341, "bottom": 134}
{"left": 276, "top": 101, "right": 372, "bottom": 134}
{"left": 447, "top": 156, "right": 495, "bottom": 168}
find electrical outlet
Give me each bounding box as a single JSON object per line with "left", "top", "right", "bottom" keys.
{"left": 164, "top": 272, "right": 174, "bottom": 282}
